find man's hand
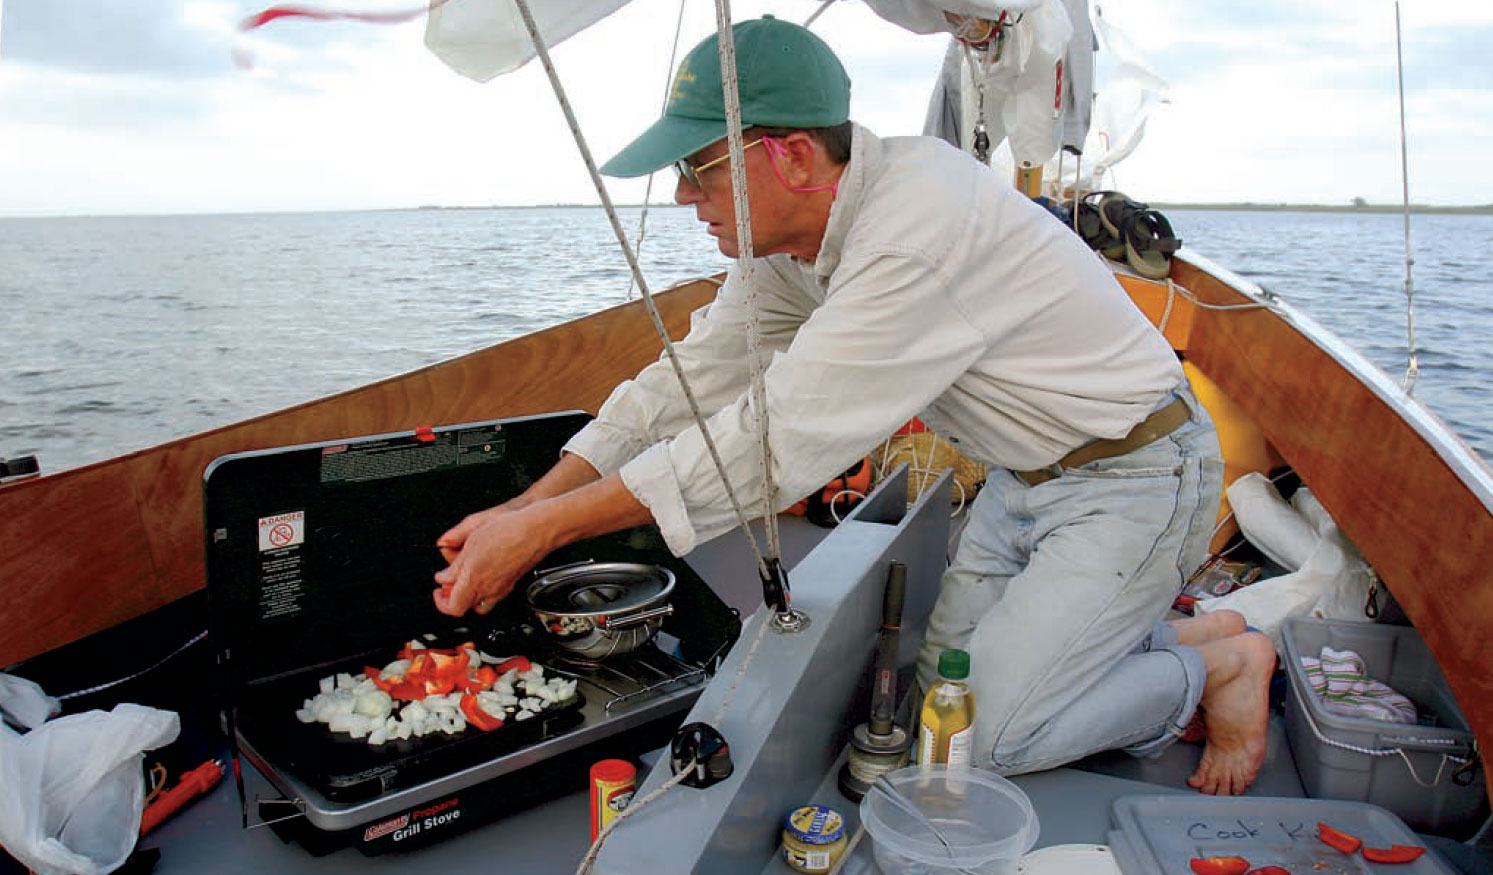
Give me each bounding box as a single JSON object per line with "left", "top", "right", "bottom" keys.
{"left": 433, "top": 504, "right": 551, "bottom": 616}
{"left": 431, "top": 471, "right": 654, "bottom": 618}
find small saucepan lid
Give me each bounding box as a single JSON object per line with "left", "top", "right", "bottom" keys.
{"left": 526, "top": 561, "right": 675, "bottom": 619}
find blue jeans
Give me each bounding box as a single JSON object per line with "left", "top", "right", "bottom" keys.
{"left": 916, "top": 386, "right": 1225, "bottom": 773}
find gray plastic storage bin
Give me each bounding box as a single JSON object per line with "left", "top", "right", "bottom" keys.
{"left": 1282, "top": 615, "right": 1487, "bottom": 837}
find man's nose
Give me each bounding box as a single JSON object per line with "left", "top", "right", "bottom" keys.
{"left": 674, "top": 174, "right": 702, "bottom": 205}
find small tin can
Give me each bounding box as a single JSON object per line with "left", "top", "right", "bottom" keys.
{"left": 589, "top": 759, "right": 636, "bottom": 841}
{"left": 781, "top": 805, "right": 847, "bottom": 874}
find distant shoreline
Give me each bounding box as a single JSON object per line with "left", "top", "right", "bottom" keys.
{"left": 418, "top": 202, "right": 1493, "bottom": 216}
{"left": 1152, "top": 203, "right": 1493, "bottom": 216}
{"left": 6, "top": 202, "right": 1491, "bottom": 221}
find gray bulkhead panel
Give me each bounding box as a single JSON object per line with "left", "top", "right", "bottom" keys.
{"left": 593, "top": 467, "right": 952, "bottom": 873}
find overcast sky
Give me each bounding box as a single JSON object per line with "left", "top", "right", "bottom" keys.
{"left": 1, "top": 0, "right": 1488, "bottom": 217}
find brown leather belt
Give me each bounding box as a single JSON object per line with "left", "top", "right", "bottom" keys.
{"left": 1015, "top": 397, "right": 1190, "bottom": 487}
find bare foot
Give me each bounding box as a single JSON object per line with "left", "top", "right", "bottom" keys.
{"left": 1187, "top": 631, "right": 1276, "bottom": 795}
{"left": 1170, "top": 609, "right": 1247, "bottom": 647}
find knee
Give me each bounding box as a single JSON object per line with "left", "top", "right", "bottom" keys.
{"left": 1215, "top": 609, "right": 1248, "bottom": 637}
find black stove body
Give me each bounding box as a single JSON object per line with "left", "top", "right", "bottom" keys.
{"left": 204, "top": 413, "right": 739, "bottom": 854}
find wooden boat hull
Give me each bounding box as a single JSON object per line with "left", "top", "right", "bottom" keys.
{"left": 0, "top": 280, "right": 717, "bottom": 670}
{"left": 3, "top": 255, "right": 1489, "bottom": 813}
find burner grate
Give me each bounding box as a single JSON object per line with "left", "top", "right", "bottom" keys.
{"left": 548, "top": 645, "right": 708, "bottom": 715}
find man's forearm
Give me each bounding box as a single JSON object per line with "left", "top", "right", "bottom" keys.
{"left": 513, "top": 451, "right": 603, "bottom": 509}
{"left": 526, "top": 472, "right": 655, "bottom": 551}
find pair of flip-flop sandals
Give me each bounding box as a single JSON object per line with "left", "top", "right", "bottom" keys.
{"left": 1071, "top": 191, "right": 1181, "bottom": 280}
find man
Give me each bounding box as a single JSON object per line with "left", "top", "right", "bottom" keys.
{"left": 433, "top": 16, "right": 1275, "bottom": 795}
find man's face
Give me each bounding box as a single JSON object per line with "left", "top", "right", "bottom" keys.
{"left": 673, "top": 135, "right": 801, "bottom": 259}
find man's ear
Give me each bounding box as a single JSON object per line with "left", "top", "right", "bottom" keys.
{"left": 778, "top": 133, "right": 821, "bottom": 186}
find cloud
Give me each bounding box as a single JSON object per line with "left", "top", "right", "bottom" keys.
{"left": 0, "top": 0, "right": 1489, "bottom": 215}
{"left": 1, "top": 0, "right": 236, "bottom": 78}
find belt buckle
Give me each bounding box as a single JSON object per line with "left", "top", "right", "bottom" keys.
{"left": 1020, "top": 463, "right": 1063, "bottom": 487}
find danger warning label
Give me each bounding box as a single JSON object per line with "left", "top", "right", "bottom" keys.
{"left": 258, "top": 511, "right": 305, "bottom": 552}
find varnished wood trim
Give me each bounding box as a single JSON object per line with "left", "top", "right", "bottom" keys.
{"left": 1170, "top": 256, "right": 1493, "bottom": 802}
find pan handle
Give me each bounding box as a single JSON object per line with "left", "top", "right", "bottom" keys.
{"left": 600, "top": 604, "right": 674, "bottom": 629}
{"left": 532, "top": 559, "right": 596, "bottom": 578}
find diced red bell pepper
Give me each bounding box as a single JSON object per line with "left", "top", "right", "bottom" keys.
{"left": 462, "top": 665, "right": 499, "bottom": 693}
{"left": 423, "top": 677, "right": 457, "bottom": 696}
{"left": 428, "top": 650, "right": 470, "bottom": 676}
{"left": 1316, "top": 822, "right": 1362, "bottom": 854}
{"left": 492, "top": 656, "right": 532, "bottom": 676}
{"left": 1190, "top": 857, "right": 1251, "bottom": 875}
{"left": 1361, "top": 845, "right": 1425, "bottom": 864}
{"left": 460, "top": 693, "right": 504, "bottom": 731}
{"left": 387, "top": 679, "right": 426, "bottom": 700}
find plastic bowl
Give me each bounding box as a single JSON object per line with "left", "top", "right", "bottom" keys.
{"left": 859, "top": 765, "right": 1039, "bottom": 875}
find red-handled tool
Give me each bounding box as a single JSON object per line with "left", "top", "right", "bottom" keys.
{"left": 141, "top": 760, "right": 224, "bottom": 837}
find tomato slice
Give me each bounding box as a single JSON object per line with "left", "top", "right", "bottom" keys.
{"left": 1189, "top": 856, "right": 1251, "bottom": 875}
{"left": 1317, "top": 822, "right": 1362, "bottom": 854}
{"left": 1361, "top": 844, "right": 1425, "bottom": 864}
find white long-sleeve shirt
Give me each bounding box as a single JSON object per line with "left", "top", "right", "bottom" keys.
{"left": 565, "top": 125, "right": 1181, "bottom": 555}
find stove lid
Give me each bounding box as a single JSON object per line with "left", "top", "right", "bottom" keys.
{"left": 203, "top": 411, "right": 739, "bottom": 689}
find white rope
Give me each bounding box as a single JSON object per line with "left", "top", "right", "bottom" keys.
{"left": 624, "top": 0, "right": 691, "bottom": 302}
{"left": 55, "top": 630, "right": 208, "bottom": 700}
{"left": 1290, "top": 675, "right": 1470, "bottom": 790}
{"left": 572, "top": 600, "right": 776, "bottom": 874}
{"left": 713, "top": 0, "right": 784, "bottom": 566}
{"left": 1393, "top": 1, "right": 1420, "bottom": 396}
{"left": 510, "top": 0, "right": 774, "bottom": 579}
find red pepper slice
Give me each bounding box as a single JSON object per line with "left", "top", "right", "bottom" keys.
{"left": 492, "top": 656, "right": 532, "bottom": 676}
{"left": 459, "top": 693, "right": 504, "bottom": 731}
{"left": 462, "top": 665, "right": 499, "bottom": 693}
{"left": 1361, "top": 845, "right": 1425, "bottom": 864}
{"left": 387, "top": 679, "right": 426, "bottom": 700}
{"left": 1317, "top": 822, "right": 1362, "bottom": 855}
{"left": 1246, "top": 867, "right": 1292, "bottom": 875}
{"left": 1190, "top": 857, "right": 1251, "bottom": 875}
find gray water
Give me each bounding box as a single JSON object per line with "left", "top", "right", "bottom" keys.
{"left": 1, "top": 206, "right": 1489, "bottom": 474}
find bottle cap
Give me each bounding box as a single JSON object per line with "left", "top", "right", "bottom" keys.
{"left": 591, "top": 759, "right": 636, "bottom": 783}
{"left": 938, "top": 648, "right": 970, "bottom": 680}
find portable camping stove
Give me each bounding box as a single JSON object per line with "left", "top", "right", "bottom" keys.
{"left": 204, "top": 414, "right": 739, "bottom": 855}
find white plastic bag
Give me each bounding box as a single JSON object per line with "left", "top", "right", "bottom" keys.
{"left": 0, "top": 696, "right": 179, "bottom": 875}
{"left": 0, "top": 673, "right": 60, "bottom": 730}
{"left": 1196, "top": 474, "right": 1371, "bottom": 651}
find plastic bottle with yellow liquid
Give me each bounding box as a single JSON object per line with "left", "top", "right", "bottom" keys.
{"left": 917, "top": 648, "right": 975, "bottom": 768}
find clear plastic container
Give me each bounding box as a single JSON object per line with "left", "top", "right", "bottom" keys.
{"left": 859, "top": 765, "right": 1038, "bottom": 875}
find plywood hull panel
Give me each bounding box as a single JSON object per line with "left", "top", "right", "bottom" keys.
{"left": 4, "top": 258, "right": 1490, "bottom": 812}
{"left": 1169, "top": 255, "right": 1493, "bottom": 796}
{"left": 0, "top": 282, "right": 718, "bottom": 668}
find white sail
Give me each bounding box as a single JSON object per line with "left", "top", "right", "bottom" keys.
{"left": 424, "top": 0, "right": 633, "bottom": 82}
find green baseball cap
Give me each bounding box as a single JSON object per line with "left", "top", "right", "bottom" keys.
{"left": 600, "top": 16, "right": 850, "bottom": 178}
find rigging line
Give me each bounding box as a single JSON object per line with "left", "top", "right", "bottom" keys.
{"left": 510, "top": 0, "right": 772, "bottom": 578}
{"left": 55, "top": 630, "right": 208, "bottom": 700}
{"left": 803, "top": 0, "right": 837, "bottom": 28}
{"left": 625, "top": 0, "right": 691, "bottom": 302}
{"left": 714, "top": 0, "right": 785, "bottom": 564}
{"left": 1394, "top": 1, "right": 1419, "bottom": 396}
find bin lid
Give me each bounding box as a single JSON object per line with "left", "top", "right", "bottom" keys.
{"left": 1108, "top": 794, "right": 1454, "bottom": 875}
